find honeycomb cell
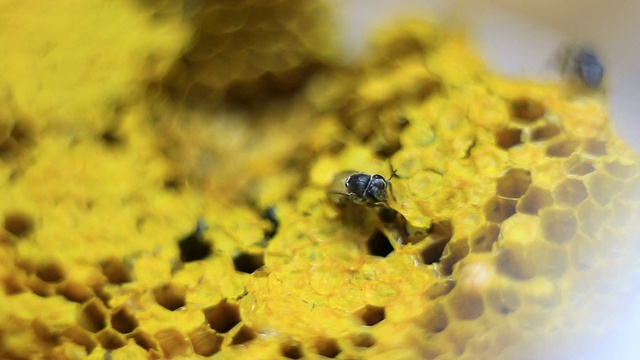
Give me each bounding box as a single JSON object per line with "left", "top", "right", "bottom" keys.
{"left": 178, "top": 222, "right": 212, "bottom": 263}
{"left": 351, "top": 332, "right": 375, "bottom": 348}
{"left": 449, "top": 292, "right": 484, "bottom": 320}
{"left": 155, "top": 328, "right": 188, "bottom": 358}
{"left": 585, "top": 172, "right": 624, "bottom": 206}
{"left": 603, "top": 160, "right": 638, "bottom": 180}
{"left": 60, "top": 325, "right": 98, "bottom": 353}
{"left": 367, "top": 230, "right": 394, "bottom": 257}
{"left": 470, "top": 224, "right": 500, "bottom": 252}
{"left": 204, "top": 300, "right": 241, "bottom": 334}
{"left": 35, "top": 262, "right": 65, "bottom": 283}
{"left": 546, "top": 139, "right": 580, "bottom": 158}
{"left": 153, "top": 283, "right": 186, "bottom": 311}
{"left": 516, "top": 186, "right": 553, "bottom": 215}
{"left": 419, "top": 220, "right": 453, "bottom": 264}
{"left": 440, "top": 239, "right": 470, "bottom": 275}
{"left": 101, "top": 257, "right": 131, "bottom": 284}
{"left": 484, "top": 196, "right": 517, "bottom": 223}
{"left": 564, "top": 154, "right": 596, "bottom": 176}
{"left": 497, "top": 168, "right": 532, "bottom": 199}
{"left": 130, "top": 330, "right": 159, "bottom": 352}
{"left": 281, "top": 341, "right": 304, "bottom": 359}
{"left": 510, "top": 98, "right": 545, "bottom": 123}
{"left": 315, "top": 337, "right": 341, "bottom": 358}
{"left": 233, "top": 252, "right": 265, "bottom": 274}
{"left": 539, "top": 207, "right": 578, "bottom": 244}
{"left": 230, "top": 325, "right": 256, "bottom": 346}
{"left": 582, "top": 138, "right": 608, "bottom": 157}
{"left": 96, "top": 328, "right": 126, "bottom": 350}
{"left": 552, "top": 178, "right": 588, "bottom": 207}
{"left": 355, "top": 305, "right": 386, "bottom": 326}
{"left": 111, "top": 307, "right": 138, "bottom": 334}
{"left": 3, "top": 211, "right": 34, "bottom": 238}
{"left": 26, "top": 276, "right": 56, "bottom": 297}
{"left": 78, "top": 299, "right": 108, "bottom": 333}
{"left": 189, "top": 326, "right": 222, "bottom": 356}
{"left": 531, "top": 123, "right": 561, "bottom": 141}
{"left": 416, "top": 303, "right": 448, "bottom": 333}
{"left": 57, "top": 281, "right": 94, "bottom": 303}
{"left": 495, "top": 128, "right": 522, "bottom": 149}
{"left": 486, "top": 285, "right": 521, "bottom": 315}
{"left": 576, "top": 200, "right": 610, "bottom": 235}
{"left": 496, "top": 247, "right": 536, "bottom": 280}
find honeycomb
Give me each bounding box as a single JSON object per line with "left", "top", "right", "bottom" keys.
{"left": 1, "top": 1, "right": 639, "bottom": 359}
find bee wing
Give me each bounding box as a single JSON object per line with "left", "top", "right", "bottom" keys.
{"left": 326, "top": 170, "right": 359, "bottom": 204}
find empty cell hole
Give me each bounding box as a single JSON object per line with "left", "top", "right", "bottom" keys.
{"left": 230, "top": 325, "right": 256, "bottom": 345}
{"left": 57, "top": 281, "right": 93, "bottom": 303}
{"left": 516, "top": 186, "right": 553, "bottom": 215}
{"left": 510, "top": 98, "right": 545, "bottom": 122}
{"left": 78, "top": 299, "right": 108, "bottom": 333}
{"left": 4, "top": 212, "right": 34, "bottom": 238}
{"left": 539, "top": 208, "right": 578, "bottom": 244}
{"left": 178, "top": 222, "right": 212, "bottom": 262}
{"left": 604, "top": 161, "right": 638, "bottom": 179}
{"left": 497, "top": 168, "right": 532, "bottom": 199}
{"left": 439, "top": 239, "right": 470, "bottom": 276}
{"left": 281, "top": 341, "right": 304, "bottom": 359}
{"left": 366, "top": 230, "right": 394, "bottom": 257}
{"left": 484, "top": 196, "right": 517, "bottom": 223}
{"left": 552, "top": 178, "right": 588, "bottom": 207}
{"left": 356, "top": 305, "right": 386, "bottom": 326}
{"left": 60, "top": 325, "right": 98, "bottom": 353}
{"left": 130, "top": 331, "right": 159, "bottom": 352}
{"left": 35, "top": 262, "right": 65, "bottom": 283}
{"left": 154, "top": 283, "right": 186, "bottom": 311}
{"left": 204, "top": 300, "right": 241, "bottom": 333}
{"left": 189, "top": 327, "right": 222, "bottom": 356}
{"left": 449, "top": 293, "right": 485, "bottom": 320}
{"left": 96, "top": 328, "right": 126, "bottom": 350}
{"left": 351, "top": 333, "right": 375, "bottom": 348}
{"left": 531, "top": 123, "right": 561, "bottom": 141}
{"left": 100, "top": 129, "right": 125, "bottom": 147}
{"left": 111, "top": 307, "right": 138, "bottom": 334}
{"left": 417, "top": 304, "right": 449, "bottom": 333}
{"left": 495, "top": 128, "right": 522, "bottom": 149}
{"left": 233, "top": 252, "right": 265, "bottom": 274}
{"left": 487, "top": 287, "right": 521, "bottom": 315}
{"left": 496, "top": 248, "right": 536, "bottom": 280}
{"left": 155, "top": 328, "right": 189, "bottom": 358}
{"left": 101, "top": 257, "right": 131, "bottom": 284}
{"left": 315, "top": 337, "right": 341, "bottom": 358}
{"left": 582, "top": 138, "right": 608, "bottom": 157}
{"left": 546, "top": 139, "right": 580, "bottom": 158}
{"left": 420, "top": 220, "right": 453, "bottom": 265}
{"left": 564, "top": 155, "right": 595, "bottom": 176}
{"left": 470, "top": 224, "right": 500, "bottom": 252}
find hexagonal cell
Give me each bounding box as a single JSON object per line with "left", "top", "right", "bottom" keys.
{"left": 484, "top": 196, "right": 517, "bottom": 223}
{"left": 530, "top": 123, "right": 561, "bottom": 141}
{"left": 546, "top": 139, "right": 580, "bottom": 158}
{"left": 497, "top": 168, "right": 532, "bottom": 199}
{"left": 204, "top": 300, "right": 241, "bottom": 334}
{"left": 233, "top": 252, "right": 265, "bottom": 274}
{"left": 420, "top": 220, "right": 453, "bottom": 265}
{"left": 281, "top": 341, "right": 304, "bottom": 359}
{"left": 350, "top": 332, "right": 375, "bottom": 348}
{"left": 111, "top": 307, "right": 138, "bottom": 334}
{"left": 496, "top": 247, "right": 537, "bottom": 280}
{"left": 189, "top": 326, "right": 222, "bottom": 356}
{"left": 96, "top": 328, "right": 126, "bottom": 350}
{"left": 155, "top": 328, "right": 189, "bottom": 358}
{"left": 564, "top": 154, "right": 595, "bottom": 176}
{"left": 510, "top": 98, "right": 545, "bottom": 123}
{"left": 57, "top": 281, "right": 94, "bottom": 303}
{"left": 60, "top": 325, "right": 98, "bottom": 353}
{"left": 581, "top": 138, "right": 608, "bottom": 157}
{"left": 486, "top": 286, "right": 521, "bottom": 315}
{"left": 230, "top": 325, "right": 256, "bottom": 346}
{"left": 366, "top": 229, "right": 394, "bottom": 257}
{"left": 3, "top": 273, "right": 27, "bottom": 294}
{"left": 355, "top": 305, "right": 386, "bottom": 326}
{"left": 78, "top": 299, "right": 108, "bottom": 333}
{"left": 154, "top": 283, "right": 186, "bottom": 311}
{"left": 495, "top": 128, "right": 522, "bottom": 149}
{"left": 603, "top": 160, "right": 638, "bottom": 180}
{"left": 576, "top": 200, "right": 610, "bottom": 235}
{"left": 130, "top": 330, "right": 159, "bottom": 352}
{"left": 585, "top": 172, "right": 624, "bottom": 206}
{"left": 449, "top": 292, "right": 484, "bottom": 320}
{"left": 552, "top": 178, "right": 588, "bottom": 207}
{"left": 516, "top": 186, "right": 553, "bottom": 215}
{"left": 35, "top": 261, "right": 65, "bottom": 283}
{"left": 539, "top": 207, "right": 577, "bottom": 244}
{"left": 440, "top": 239, "right": 469, "bottom": 276}
{"left": 315, "top": 337, "right": 341, "bottom": 358}
{"left": 470, "top": 224, "right": 500, "bottom": 252}
{"left": 416, "top": 303, "right": 448, "bottom": 333}
{"left": 178, "top": 222, "right": 212, "bottom": 262}
{"left": 101, "top": 257, "right": 131, "bottom": 284}
{"left": 3, "top": 211, "right": 34, "bottom": 238}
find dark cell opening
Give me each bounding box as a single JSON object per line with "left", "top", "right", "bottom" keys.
{"left": 100, "top": 129, "right": 125, "bottom": 147}
{"left": 496, "top": 128, "right": 522, "bottom": 149}
{"left": 79, "top": 299, "right": 108, "bottom": 333}
{"left": 547, "top": 140, "right": 580, "bottom": 158}
{"left": 351, "top": 333, "right": 375, "bottom": 348}
{"left": 60, "top": 325, "right": 98, "bottom": 353}
{"left": 233, "top": 253, "right": 265, "bottom": 274}
{"left": 366, "top": 230, "right": 394, "bottom": 257}
{"left": 153, "top": 283, "right": 186, "bottom": 311}
{"left": 356, "top": 305, "right": 386, "bottom": 326}
{"left": 111, "top": 307, "right": 138, "bottom": 334}
{"left": 58, "top": 281, "right": 93, "bottom": 303}
{"left": 178, "top": 220, "right": 212, "bottom": 262}
{"left": 35, "top": 262, "right": 65, "bottom": 283}
{"left": 315, "top": 338, "right": 341, "bottom": 358}
{"left": 375, "top": 141, "right": 402, "bottom": 158}
{"left": 420, "top": 220, "right": 453, "bottom": 265}
{"left": 516, "top": 186, "right": 554, "bottom": 216}
{"left": 163, "top": 177, "right": 185, "bottom": 191}
{"left": 4, "top": 212, "right": 34, "bottom": 238}
{"left": 281, "top": 341, "right": 304, "bottom": 359}
{"left": 531, "top": 124, "right": 561, "bottom": 141}
{"left": 497, "top": 168, "right": 532, "bottom": 199}
{"left": 131, "top": 331, "right": 159, "bottom": 351}
{"left": 204, "top": 300, "right": 242, "bottom": 334}
{"left": 484, "top": 196, "right": 517, "bottom": 223}
{"left": 230, "top": 325, "right": 256, "bottom": 345}
{"left": 101, "top": 257, "right": 131, "bottom": 284}
{"left": 96, "top": 328, "right": 126, "bottom": 350}
{"left": 510, "top": 98, "right": 545, "bottom": 122}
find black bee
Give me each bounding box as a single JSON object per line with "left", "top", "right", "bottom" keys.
{"left": 327, "top": 171, "right": 390, "bottom": 206}
{"left": 557, "top": 44, "right": 604, "bottom": 89}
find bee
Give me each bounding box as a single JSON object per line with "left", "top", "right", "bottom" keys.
{"left": 327, "top": 171, "right": 391, "bottom": 206}
{"left": 556, "top": 44, "right": 604, "bottom": 89}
